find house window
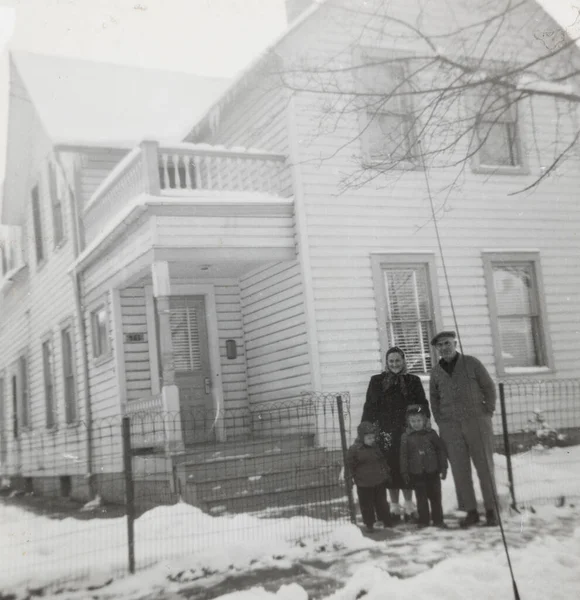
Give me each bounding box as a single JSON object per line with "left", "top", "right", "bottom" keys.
{"left": 356, "top": 48, "right": 416, "bottom": 165}
{"left": 31, "top": 185, "right": 45, "bottom": 264}
{"left": 473, "top": 91, "right": 524, "bottom": 171}
{"left": 48, "top": 162, "right": 65, "bottom": 247}
{"left": 483, "top": 252, "right": 551, "bottom": 374}
{"left": 19, "top": 356, "right": 30, "bottom": 429}
{"left": 371, "top": 254, "right": 441, "bottom": 374}
{"left": 61, "top": 325, "right": 77, "bottom": 423}
{"left": 91, "top": 305, "right": 110, "bottom": 359}
{"left": 42, "top": 339, "right": 56, "bottom": 428}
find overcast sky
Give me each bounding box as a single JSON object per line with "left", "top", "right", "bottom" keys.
{"left": 0, "top": 0, "right": 287, "bottom": 180}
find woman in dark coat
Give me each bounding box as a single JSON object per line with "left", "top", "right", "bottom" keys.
{"left": 361, "top": 346, "right": 430, "bottom": 521}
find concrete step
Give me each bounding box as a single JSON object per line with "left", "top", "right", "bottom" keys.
{"left": 172, "top": 433, "right": 316, "bottom": 466}
{"left": 176, "top": 447, "right": 334, "bottom": 482}
{"left": 184, "top": 463, "right": 342, "bottom": 501}
{"left": 201, "top": 483, "right": 346, "bottom": 514}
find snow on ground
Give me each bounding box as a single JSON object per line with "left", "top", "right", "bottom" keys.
{"left": 0, "top": 445, "right": 578, "bottom": 599}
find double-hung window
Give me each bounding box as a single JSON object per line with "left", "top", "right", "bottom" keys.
{"left": 42, "top": 339, "right": 56, "bottom": 428}
{"left": 483, "top": 252, "right": 552, "bottom": 374}
{"left": 91, "top": 305, "right": 110, "bottom": 359}
{"left": 355, "top": 48, "right": 417, "bottom": 166}
{"left": 19, "top": 356, "right": 30, "bottom": 429}
{"left": 48, "top": 162, "right": 65, "bottom": 247}
{"left": 371, "top": 254, "right": 441, "bottom": 374}
{"left": 472, "top": 87, "right": 525, "bottom": 173}
{"left": 31, "top": 185, "right": 45, "bottom": 265}
{"left": 61, "top": 324, "right": 77, "bottom": 423}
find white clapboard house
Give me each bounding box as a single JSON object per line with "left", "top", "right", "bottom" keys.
{"left": 0, "top": 0, "right": 579, "bottom": 509}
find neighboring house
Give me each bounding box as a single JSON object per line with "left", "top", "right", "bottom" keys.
{"left": 1, "top": 0, "right": 579, "bottom": 505}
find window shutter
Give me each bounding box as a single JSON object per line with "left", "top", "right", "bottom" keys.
{"left": 170, "top": 301, "right": 202, "bottom": 372}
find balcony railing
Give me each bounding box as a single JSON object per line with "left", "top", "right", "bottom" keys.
{"left": 83, "top": 141, "right": 290, "bottom": 245}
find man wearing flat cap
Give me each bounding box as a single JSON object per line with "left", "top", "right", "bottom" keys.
{"left": 429, "top": 331, "right": 498, "bottom": 527}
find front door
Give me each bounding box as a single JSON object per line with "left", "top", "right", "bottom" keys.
{"left": 168, "top": 295, "right": 214, "bottom": 445}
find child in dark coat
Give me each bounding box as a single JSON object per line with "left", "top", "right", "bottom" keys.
{"left": 400, "top": 404, "right": 448, "bottom": 528}
{"left": 346, "top": 421, "right": 392, "bottom": 532}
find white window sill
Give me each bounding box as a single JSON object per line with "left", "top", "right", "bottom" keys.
{"left": 471, "top": 163, "right": 529, "bottom": 176}
{"left": 502, "top": 366, "right": 553, "bottom": 376}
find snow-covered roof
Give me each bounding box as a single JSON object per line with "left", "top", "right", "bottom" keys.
{"left": 12, "top": 51, "right": 230, "bottom": 145}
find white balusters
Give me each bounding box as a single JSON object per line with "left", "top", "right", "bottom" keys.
{"left": 161, "top": 153, "right": 170, "bottom": 190}
{"left": 193, "top": 155, "right": 201, "bottom": 188}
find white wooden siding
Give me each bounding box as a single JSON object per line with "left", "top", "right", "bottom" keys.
{"left": 79, "top": 149, "right": 128, "bottom": 209}
{"left": 240, "top": 262, "right": 312, "bottom": 406}
{"left": 120, "top": 287, "right": 152, "bottom": 402}
{"left": 154, "top": 214, "right": 295, "bottom": 250}
{"left": 271, "top": 0, "right": 580, "bottom": 427}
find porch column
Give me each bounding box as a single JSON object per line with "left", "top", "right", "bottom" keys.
{"left": 151, "top": 261, "right": 183, "bottom": 452}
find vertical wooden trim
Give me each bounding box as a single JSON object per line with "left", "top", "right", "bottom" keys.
{"left": 286, "top": 95, "right": 321, "bottom": 391}
{"left": 140, "top": 140, "right": 161, "bottom": 195}
{"left": 482, "top": 253, "right": 503, "bottom": 375}
{"left": 145, "top": 285, "right": 161, "bottom": 395}
{"left": 111, "top": 288, "right": 127, "bottom": 410}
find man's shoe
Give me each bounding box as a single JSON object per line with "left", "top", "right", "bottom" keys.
{"left": 459, "top": 510, "right": 480, "bottom": 528}
{"left": 364, "top": 524, "right": 375, "bottom": 533}
{"left": 433, "top": 522, "right": 449, "bottom": 529}
{"left": 485, "top": 509, "right": 499, "bottom": 527}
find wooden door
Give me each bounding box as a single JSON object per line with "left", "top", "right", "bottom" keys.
{"left": 169, "top": 296, "right": 214, "bottom": 445}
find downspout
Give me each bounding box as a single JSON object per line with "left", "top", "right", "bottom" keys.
{"left": 58, "top": 151, "right": 94, "bottom": 497}
{"left": 70, "top": 266, "right": 95, "bottom": 497}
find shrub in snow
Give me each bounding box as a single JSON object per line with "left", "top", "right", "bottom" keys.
{"left": 525, "top": 410, "right": 567, "bottom": 449}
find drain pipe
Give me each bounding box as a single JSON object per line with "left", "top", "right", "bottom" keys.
{"left": 70, "top": 266, "right": 95, "bottom": 498}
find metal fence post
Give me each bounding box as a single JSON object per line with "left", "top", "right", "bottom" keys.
{"left": 499, "top": 383, "right": 517, "bottom": 509}
{"left": 122, "top": 416, "right": 136, "bottom": 574}
{"left": 336, "top": 395, "right": 357, "bottom": 524}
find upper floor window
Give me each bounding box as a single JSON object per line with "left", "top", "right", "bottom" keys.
{"left": 355, "top": 48, "right": 417, "bottom": 166}
{"left": 31, "top": 185, "right": 45, "bottom": 265}
{"left": 483, "top": 252, "right": 552, "bottom": 374}
{"left": 371, "top": 254, "right": 441, "bottom": 373}
{"left": 91, "top": 305, "right": 110, "bottom": 359}
{"left": 48, "top": 162, "right": 65, "bottom": 247}
{"left": 472, "top": 91, "right": 526, "bottom": 173}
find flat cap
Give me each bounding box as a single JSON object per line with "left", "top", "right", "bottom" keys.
{"left": 430, "top": 330, "right": 456, "bottom": 346}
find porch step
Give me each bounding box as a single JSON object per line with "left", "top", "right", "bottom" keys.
{"left": 202, "top": 482, "right": 346, "bottom": 514}
{"left": 172, "top": 433, "right": 315, "bottom": 466}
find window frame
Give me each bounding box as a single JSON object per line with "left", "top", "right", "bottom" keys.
{"left": 41, "top": 333, "right": 57, "bottom": 429}
{"left": 17, "top": 354, "right": 30, "bottom": 431}
{"left": 482, "top": 251, "right": 553, "bottom": 376}
{"left": 31, "top": 184, "right": 45, "bottom": 266}
{"left": 371, "top": 253, "right": 443, "bottom": 375}
{"left": 60, "top": 320, "right": 78, "bottom": 424}
{"left": 48, "top": 160, "right": 66, "bottom": 249}
{"left": 90, "top": 302, "right": 112, "bottom": 362}
{"left": 354, "top": 47, "right": 420, "bottom": 170}
{"left": 470, "top": 88, "right": 528, "bottom": 175}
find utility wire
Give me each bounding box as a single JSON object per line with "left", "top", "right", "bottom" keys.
{"left": 418, "top": 140, "right": 521, "bottom": 600}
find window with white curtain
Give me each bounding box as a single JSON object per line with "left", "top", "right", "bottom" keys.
{"left": 372, "top": 254, "right": 441, "bottom": 374}
{"left": 483, "top": 252, "right": 551, "bottom": 373}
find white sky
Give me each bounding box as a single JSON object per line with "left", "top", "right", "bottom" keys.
{"left": 0, "top": 0, "right": 287, "bottom": 180}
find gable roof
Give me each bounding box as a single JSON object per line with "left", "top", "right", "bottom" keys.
{"left": 12, "top": 51, "right": 230, "bottom": 146}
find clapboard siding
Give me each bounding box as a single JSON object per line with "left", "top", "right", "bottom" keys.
{"left": 120, "top": 287, "right": 151, "bottom": 402}
{"left": 79, "top": 149, "right": 128, "bottom": 209}
{"left": 240, "top": 262, "right": 311, "bottom": 405}
{"left": 192, "top": 77, "right": 291, "bottom": 195}
{"left": 254, "top": 0, "right": 580, "bottom": 426}
{"left": 0, "top": 67, "right": 93, "bottom": 475}
{"left": 154, "top": 215, "right": 295, "bottom": 249}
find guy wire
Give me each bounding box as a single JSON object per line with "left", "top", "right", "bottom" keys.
{"left": 417, "top": 140, "right": 521, "bottom": 600}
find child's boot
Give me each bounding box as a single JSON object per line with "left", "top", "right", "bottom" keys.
{"left": 390, "top": 502, "right": 402, "bottom": 524}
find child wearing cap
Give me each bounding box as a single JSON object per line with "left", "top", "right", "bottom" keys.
{"left": 346, "top": 421, "right": 393, "bottom": 532}
{"left": 400, "top": 405, "right": 448, "bottom": 528}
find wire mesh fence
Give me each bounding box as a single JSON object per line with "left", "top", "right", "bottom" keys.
{"left": 0, "top": 392, "right": 354, "bottom": 591}
{"left": 496, "top": 379, "right": 580, "bottom": 508}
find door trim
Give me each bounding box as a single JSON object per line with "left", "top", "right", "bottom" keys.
{"left": 145, "top": 283, "right": 225, "bottom": 441}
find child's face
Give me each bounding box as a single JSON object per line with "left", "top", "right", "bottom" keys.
{"left": 363, "top": 433, "right": 376, "bottom": 446}
{"left": 409, "top": 414, "right": 426, "bottom": 431}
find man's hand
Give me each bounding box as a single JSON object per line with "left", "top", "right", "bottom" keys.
{"left": 440, "top": 471, "right": 447, "bottom": 481}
